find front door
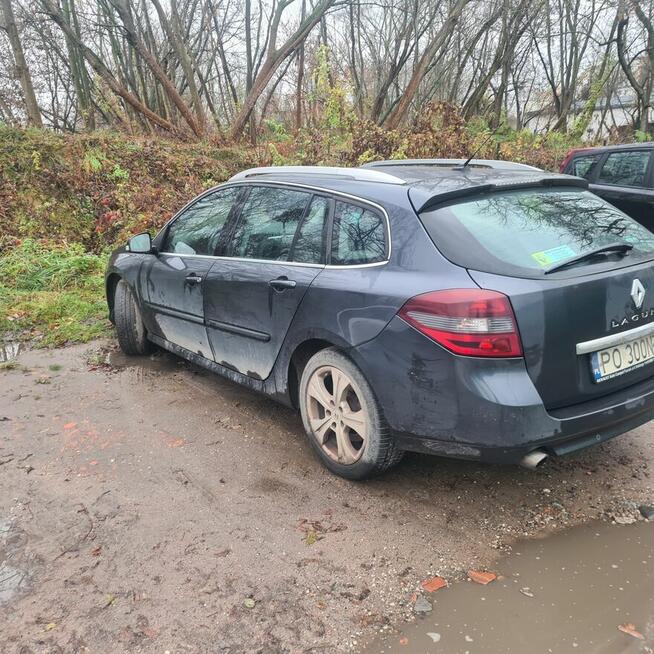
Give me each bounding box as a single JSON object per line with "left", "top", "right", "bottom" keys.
{"left": 144, "top": 186, "right": 242, "bottom": 359}
{"left": 204, "top": 186, "right": 330, "bottom": 379}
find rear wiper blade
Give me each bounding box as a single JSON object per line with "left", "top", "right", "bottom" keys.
{"left": 544, "top": 242, "right": 633, "bottom": 274}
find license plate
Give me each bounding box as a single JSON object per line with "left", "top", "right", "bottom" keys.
{"left": 591, "top": 334, "right": 654, "bottom": 382}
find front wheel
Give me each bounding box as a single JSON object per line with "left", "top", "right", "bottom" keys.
{"left": 113, "top": 279, "right": 152, "bottom": 355}
{"left": 299, "top": 348, "right": 403, "bottom": 480}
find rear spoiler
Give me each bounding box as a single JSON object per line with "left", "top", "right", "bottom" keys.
{"left": 413, "top": 175, "right": 589, "bottom": 213}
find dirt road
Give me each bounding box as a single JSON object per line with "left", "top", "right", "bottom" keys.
{"left": 1, "top": 341, "right": 653, "bottom": 653}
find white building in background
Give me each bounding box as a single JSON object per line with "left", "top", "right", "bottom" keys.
{"left": 517, "top": 87, "right": 653, "bottom": 140}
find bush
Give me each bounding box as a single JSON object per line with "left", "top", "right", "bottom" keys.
{"left": 0, "top": 127, "right": 259, "bottom": 252}
{"left": 0, "top": 239, "right": 109, "bottom": 347}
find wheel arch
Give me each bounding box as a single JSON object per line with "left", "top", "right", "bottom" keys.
{"left": 287, "top": 338, "right": 342, "bottom": 410}
{"left": 105, "top": 272, "right": 122, "bottom": 323}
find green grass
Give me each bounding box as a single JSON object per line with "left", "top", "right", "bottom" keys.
{"left": 0, "top": 239, "right": 110, "bottom": 347}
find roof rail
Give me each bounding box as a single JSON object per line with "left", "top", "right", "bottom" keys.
{"left": 362, "top": 159, "right": 542, "bottom": 172}
{"left": 229, "top": 165, "right": 406, "bottom": 185}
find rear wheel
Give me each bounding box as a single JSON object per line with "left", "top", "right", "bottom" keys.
{"left": 299, "top": 348, "right": 403, "bottom": 480}
{"left": 114, "top": 279, "right": 151, "bottom": 355}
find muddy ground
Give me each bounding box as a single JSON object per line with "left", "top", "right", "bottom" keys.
{"left": 1, "top": 340, "right": 653, "bottom": 654}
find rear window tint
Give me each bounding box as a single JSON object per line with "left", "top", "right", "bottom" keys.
{"left": 331, "top": 201, "right": 387, "bottom": 265}
{"left": 598, "top": 151, "right": 651, "bottom": 187}
{"left": 570, "top": 154, "right": 599, "bottom": 179}
{"left": 420, "top": 188, "right": 654, "bottom": 277}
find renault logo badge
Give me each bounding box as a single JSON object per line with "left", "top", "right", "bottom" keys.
{"left": 631, "top": 279, "right": 646, "bottom": 309}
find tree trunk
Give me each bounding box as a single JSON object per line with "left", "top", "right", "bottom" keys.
{"left": 1, "top": 0, "right": 42, "bottom": 127}
{"left": 229, "top": 0, "right": 337, "bottom": 140}
{"left": 39, "top": 0, "right": 177, "bottom": 133}
{"left": 111, "top": 0, "right": 202, "bottom": 136}
{"left": 295, "top": 0, "right": 306, "bottom": 130}
{"left": 384, "top": 0, "right": 472, "bottom": 130}
{"left": 150, "top": 0, "right": 206, "bottom": 132}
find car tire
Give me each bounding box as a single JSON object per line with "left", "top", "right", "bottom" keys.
{"left": 299, "top": 347, "right": 403, "bottom": 480}
{"left": 114, "top": 279, "right": 152, "bottom": 355}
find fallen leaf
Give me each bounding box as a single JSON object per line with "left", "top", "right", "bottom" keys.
{"left": 399, "top": 637, "right": 408, "bottom": 645}
{"left": 44, "top": 623, "right": 57, "bottom": 631}
{"left": 63, "top": 422, "right": 77, "bottom": 430}
{"left": 91, "top": 546, "right": 102, "bottom": 556}
{"left": 468, "top": 570, "right": 497, "bottom": 585}
{"left": 618, "top": 623, "right": 645, "bottom": 640}
{"left": 297, "top": 518, "right": 347, "bottom": 534}
{"left": 421, "top": 576, "right": 448, "bottom": 593}
{"left": 304, "top": 530, "right": 322, "bottom": 545}
{"left": 168, "top": 439, "right": 185, "bottom": 448}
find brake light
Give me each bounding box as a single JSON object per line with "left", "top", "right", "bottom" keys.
{"left": 398, "top": 289, "right": 523, "bottom": 357}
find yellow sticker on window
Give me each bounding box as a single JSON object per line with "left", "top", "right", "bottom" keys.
{"left": 531, "top": 245, "right": 576, "bottom": 267}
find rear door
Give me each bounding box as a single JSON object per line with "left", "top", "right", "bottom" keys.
{"left": 418, "top": 186, "right": 654, "bottom": 410}
{"left": 204, "top": 185, "right": 329, "bottom": 379}
{"left": 589, "top": 149, "right": 654, "bottom": 229}
{"left": 144, "top": 186, "right": 242, "bottom": 358}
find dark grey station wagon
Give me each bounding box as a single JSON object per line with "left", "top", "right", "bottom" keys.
{"left": 106, "top": 160, "right": 654, "bottom": 479}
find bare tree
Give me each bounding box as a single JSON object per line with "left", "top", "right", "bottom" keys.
{"left": 0, "top": 0, "right": 42, "bottom": 126}
{"left": 617, "top": 0, "right": 654, "bottom": 132}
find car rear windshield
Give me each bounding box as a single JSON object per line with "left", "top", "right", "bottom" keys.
{"left": 419, "top": 187, "right": 654, "bottom": 277}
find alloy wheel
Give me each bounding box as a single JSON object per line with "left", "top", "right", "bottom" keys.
{"left": 305, "top": 365, "right": 368, "bottom": 464}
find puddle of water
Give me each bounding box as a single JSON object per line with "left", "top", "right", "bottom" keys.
{"left": 365, "top": 521, "right": 654, "bottom": 653}
{"left": 0, "top": 518, "right": 29, "bottom": 605}
{"left": 0, "top": 342, "right": 21, "bottom": 363}
{"left": 0, "top": 562, "right": 26, "bottom": 604}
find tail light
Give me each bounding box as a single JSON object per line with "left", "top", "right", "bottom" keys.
{"left": 398, "top": 289, "right": 523, "bottom": 358}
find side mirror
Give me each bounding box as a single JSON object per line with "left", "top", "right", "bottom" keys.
{"left": 127, "top": 232, "right": 155, "bottom": 254}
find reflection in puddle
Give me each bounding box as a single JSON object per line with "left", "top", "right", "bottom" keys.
{"left": 0, "top": 518, "right": 29, "bottom": 605}
{"left": 0, "top": 562, "right": 26, "bottom": 604}
{"left": 0, "top": 342, "right": 21, "bottom": 363}
{"left": 366, "top": 521, "right": 654, "bottom": 653}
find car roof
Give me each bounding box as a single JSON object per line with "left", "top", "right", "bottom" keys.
{"left": 568, "top": 142, "right": 654, "bottom": 155}
{"left": 228, "top": 163, "right": 588, "bottom": 213}
{"left": 363, "top": 158, "right": 543, "bottom": 171}
{"left": 374, "top": 164, "right": 588, "bottom": 211}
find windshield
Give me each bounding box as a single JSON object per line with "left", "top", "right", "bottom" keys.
{"left": 420, "top": 188, "right": 654, "bottom": 277}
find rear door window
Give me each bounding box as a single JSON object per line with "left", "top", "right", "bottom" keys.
{"left": 420, "top": 188, "right": 654, "bottom": 277}
{"left": 163, "top": 187, "right": 242, "bottom": 255}
{"left": 229, "top": 186, "right": 311, "bottom": 261}
{"left": 330, "top": 201, "right": 387, "bottom": 265}
{"left": 597, "top": 151, "right": 652, "bottom": 187}
{"left": 291, "top": 196, "right": 329, "bottom": 264}
{"left": 570, "top": 154, "right": 600, "bottom": 179}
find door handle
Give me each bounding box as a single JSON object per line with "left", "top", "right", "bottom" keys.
{"left": 269, "top": 277, "right": 297, "bottom": 291}
{"left": 185, "top": 273, "right": 203, "bottom": 285}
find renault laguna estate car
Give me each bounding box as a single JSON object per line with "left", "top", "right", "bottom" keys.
{"left": 106, "top": 160, "right": 654, "bottom": 479}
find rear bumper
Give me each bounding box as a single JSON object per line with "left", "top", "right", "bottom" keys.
{"left": 352, "top": 316, "right": 654, "bottom": 464}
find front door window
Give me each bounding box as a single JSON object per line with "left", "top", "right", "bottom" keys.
{"left": 162, "top": 186, "right": 242, "bottom": 255}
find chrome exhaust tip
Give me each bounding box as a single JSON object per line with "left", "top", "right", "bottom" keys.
{"left": 520, "top": 449, "right": 549, "bottom": 470}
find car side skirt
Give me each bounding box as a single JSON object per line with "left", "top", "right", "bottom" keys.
{"left": 147, "top": 334, "right": 291, "bottom": 406}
